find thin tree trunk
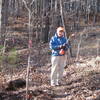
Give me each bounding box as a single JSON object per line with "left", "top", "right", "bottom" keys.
{"left": 51, "top": 0, "right": 53, "bottom": 10}
{"left": 35, "top": 0, "right": 40, "bottom": 42}
{"left": 22, "top": 1, "right": 34, "bottom": 100}
{"left": 59, "top": 0, "right": 73, "bottom": 57}
{"left": 59, "top": 0, "right": 67, "bottom": 37}
{"left": 26, "top": 10, "right": 31, "bottom": 100}
{"left": 55, "top": 0, "right": 57, "bottom": 12}
{"left": 76, "top": 33, "right": 83, "bottom": 61}
{"left": 0, "top": 0, "right": 2, "bottom": 37}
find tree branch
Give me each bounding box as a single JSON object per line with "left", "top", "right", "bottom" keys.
{"left": 30, "top": 0, "right": 35, "bottom": 6}
{"left": 22, "top": 0, "right": 30, "bottom": 12}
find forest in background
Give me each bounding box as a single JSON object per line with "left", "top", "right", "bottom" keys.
{"left": 0, "top": 0, "right": 100, "bottom": 100}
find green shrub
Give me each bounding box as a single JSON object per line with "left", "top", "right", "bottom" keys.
{"left": 7, "top": 48, "right": 17, "bottom": 65}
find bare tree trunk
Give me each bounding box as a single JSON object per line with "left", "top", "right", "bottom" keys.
{"left": 76, "top": 33, "right": 83, "bottom": 61}
{"left": 49, "top": 0, "right": 59, "bottom": 37}
{"left": 35, "top": 0, "right": 40, "bottom": 42}
{"left": 1, "top": 0, "right": 9, "bottom": 38}
{"left": 59, "top": 0, "right": 66, "bottom": 36}
{"left": 59, "top": 0, "right": 73, "bottom": 57}
{"left": 40, "top": 0, "right": 50, "bottom": 43}
{"left": 15, "top": 0, "right": 23, "bottom": 18}
{"left": 0, "top": 0, "right": 2, "bottom": 37}
{"left": 22, "top": 1, "right": 35, "bottom": 100}
{"left": 9, "top": 0, "right": 15, "bottom": 16}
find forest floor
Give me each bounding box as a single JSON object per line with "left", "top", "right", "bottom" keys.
{"left": 0, "top": 17, "right": 100, "bottom": 100}
{"left": 0, "top": 53, "right": 100, "bottom": 100}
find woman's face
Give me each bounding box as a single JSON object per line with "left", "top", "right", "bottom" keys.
{"left": 57, "top": 30, "right": 64, "bottom": 37}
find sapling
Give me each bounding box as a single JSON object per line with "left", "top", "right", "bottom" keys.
{"left": 22, "top": 0, "right": 35, "bottom": 99}
{"left": 7, "top": 48, "right": 18, "bottom": 81}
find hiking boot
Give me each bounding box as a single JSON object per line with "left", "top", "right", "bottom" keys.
{"left": 55, "top": 82, "right": 59, "bottom": 86}
{"left": 51, "top": 82, "right": 56, "bottom": 86}
{"left": 51, "top": 84, "right": 55, "bottom": 86}
{"left": 51, "top": 82, "right": 59, "bottom": 86}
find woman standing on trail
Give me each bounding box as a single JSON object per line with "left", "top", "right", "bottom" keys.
{"left": 49, "top": 27, "right": 70, "bottom": 86}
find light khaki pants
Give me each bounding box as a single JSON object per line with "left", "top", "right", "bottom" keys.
{"left": 51, "top": 55, "right": 66, "bottom": 85}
